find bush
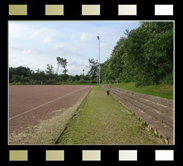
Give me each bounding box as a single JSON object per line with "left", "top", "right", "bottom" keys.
{"left": 12, "top": 82, "right": 22, "bottom": 85}
{"left": 160, "top": 72, "right": 173, "bottom": 85}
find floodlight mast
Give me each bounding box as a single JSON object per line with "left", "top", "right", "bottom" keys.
{"left": 97, "top": 36, "right": 100, "bottom": 86}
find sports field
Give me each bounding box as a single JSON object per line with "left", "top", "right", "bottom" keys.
{"left": 9, "top": 85, "right": 92, "bottom": 145}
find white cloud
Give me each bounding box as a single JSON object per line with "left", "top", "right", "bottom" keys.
{"left": 31, "top": 29, "right": 44, "bottom": 38}
{"left": 68, "top": 61, "right": 85, "bottom": 67}
{"left": 69, "top": 61, "right": 78, "bottom": 66}
{"left": 9, "top": 47, "right": 23, "bottom": 52}
{"left": 9, "top": 21, "right": 140, "bottom": 75}
{"left": 43, "top": 37, "right": 52, "bottom": 43}
{"left": 9, "top": 23, "right": 60, "bottom": 45}
{"left": 81, "top": 33, "right": 87, "bottom": 41}
{"left": 100, "top": 42, "right": 109, "bottom": 49}
{"left": 9, "top": 24, "right": 31, "bottom": 38}
{"left": 80, "top": 33, "right": 93, "bottom": 41}
{"left": 31, "top": 28, "right": 58, "bottom": 39}
{"left": 22, "top": 49, "right": 36, "bottom": 54}
{"left": 53, "top": 42, "right": 67, "bottom": 50}
{"left": 68, "top": 46, "right": 77, "bottom": 52}
{"left": 67, "top": 65, "right": 89, "bottom": 76}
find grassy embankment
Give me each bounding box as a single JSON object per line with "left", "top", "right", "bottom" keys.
{"left": 57, "top": 86, "right": 164, "bottom": 145}
{"left": 111, "top": 82, "right": 173, "bottom": 100}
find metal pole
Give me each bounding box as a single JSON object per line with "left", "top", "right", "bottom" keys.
{"left": 97, "top": 72, "right": 98, "bottom": 85}
{"left": 99, "top": 37, "right": 100, "bottom": 86}
{"left": 97, "top": 36, "right": 100, "bottom": 86}
{"left": 96, "top": 59, "right": 98, "bottom": 85}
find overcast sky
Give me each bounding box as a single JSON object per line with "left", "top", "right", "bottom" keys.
{"left": 9, "top": 21, "right": 140, "bottom": 76}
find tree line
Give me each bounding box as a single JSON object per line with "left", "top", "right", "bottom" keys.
{"left": 100, "top": 22, "right": 173, "bottom": 86}
{"left": 9, "top": 57, "right": 98, "bottom": 85}
{"left": 9, "top": 22, "right": 173, "bottom": 86}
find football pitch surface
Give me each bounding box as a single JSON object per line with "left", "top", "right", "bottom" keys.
{"left": 9, "top": 85, "right": 92, "bottom": 145}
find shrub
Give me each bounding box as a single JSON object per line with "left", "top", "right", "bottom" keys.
{"left": 12, "top": 82, "right": 22, "bottom": 85}
{"left": 160, "top": 72, "right": 173, "bottom": 85}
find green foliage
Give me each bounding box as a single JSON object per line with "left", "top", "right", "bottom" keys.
{"left": 87, "top": 58, "right": 99, "bottom": 82}
{"left": 12, "top": 82, "right": 23, "bottom": 85}
{"left": 159, "top": 72, "right": 173, "bottom": 85}
{"left": 9, "top": 65, "right": 94, "bottom": 85}
{"left": 100, "top": 59, "right": 115, "bottom": 81}
{"left": 56, "top": 57, "right": 68, "bottom": 74}
{"left": 109, "top": 37, "right": 125, "bottom": 80}
{"left": 12, "top": 75, "right": 21, "bottom": 82}
{"left": 100, "top": 22, "right": 173, "bottom": 86}
{"left": 46, "top": 64, "right": 54, "bottom": 75}
{"left": 9, "top": 66, "right": 31, "bottom": 83}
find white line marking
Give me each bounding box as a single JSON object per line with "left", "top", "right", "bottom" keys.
{"left": 9, "top": 86, "right": 89, "bottom": 121}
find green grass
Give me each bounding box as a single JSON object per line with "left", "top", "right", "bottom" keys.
{"left": 111, "top": 82, "right": 173, "bottom": 100}
{"left": 57, "top": 86, "right": 164, "bottom": 145}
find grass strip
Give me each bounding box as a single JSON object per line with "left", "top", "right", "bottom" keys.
{"left": 57, "top": 86, "right": 164, "bottom": 145}
{"left": 111, "top": 82, "right": 173, "bottom": 100}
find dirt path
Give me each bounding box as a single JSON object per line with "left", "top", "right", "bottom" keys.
{"left": 101, "top": 85, "right": 173, "bottom": 144}
{"left": 9, "top": 85, "right": 92, "bottom": 145}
